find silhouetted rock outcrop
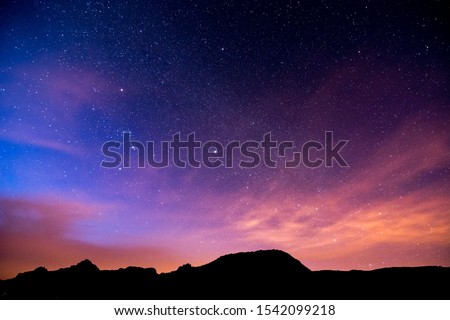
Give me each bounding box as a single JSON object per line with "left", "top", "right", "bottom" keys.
{"left": 201, "top": 250, "right": 310, "bottom": 273}
{"left": 0, "top": 249, "right": 448, "bottom": 299}
{"left": 65, "top": 259, "right": 99, "bottom": 273}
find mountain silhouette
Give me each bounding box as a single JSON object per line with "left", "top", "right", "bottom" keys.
{"left": 0, "top": 249, "right": 448, "bottom": 299}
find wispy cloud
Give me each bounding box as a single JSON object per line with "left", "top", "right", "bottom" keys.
{"left": 0, "top": 196, "right": 182, "bottom": 279}
{"left": 186, "top": 115, "right": 450, "bottom": 269}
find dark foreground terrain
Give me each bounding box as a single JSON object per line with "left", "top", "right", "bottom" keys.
{"left": 1, "top": 250, "right": 448, "bottom": 299}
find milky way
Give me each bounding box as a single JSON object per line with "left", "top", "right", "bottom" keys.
{"left": 0, "top": 0, "right": 449, "bottom": 278}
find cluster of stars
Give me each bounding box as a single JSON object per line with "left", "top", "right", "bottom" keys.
{"left": 0, "top": 0, "right": 448, "bottom": 278}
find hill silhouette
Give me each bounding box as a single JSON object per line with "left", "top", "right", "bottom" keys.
{"left": 0, "top": 249, "right": 448, "bottom": 299}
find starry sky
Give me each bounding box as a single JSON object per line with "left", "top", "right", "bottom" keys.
{"left": 1, "top": 0, "right": 449, "bottom": 279}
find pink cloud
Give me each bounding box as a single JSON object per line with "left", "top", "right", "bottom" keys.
{"left": 181, "top": 115, "right": 450, "bottom": 270}
{"left": 0, "top": 196, "right": 182, "bottom": 279}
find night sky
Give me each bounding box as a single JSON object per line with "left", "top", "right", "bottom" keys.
{"left": 1, "top": 0, "right": 449, "bottom": 279}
